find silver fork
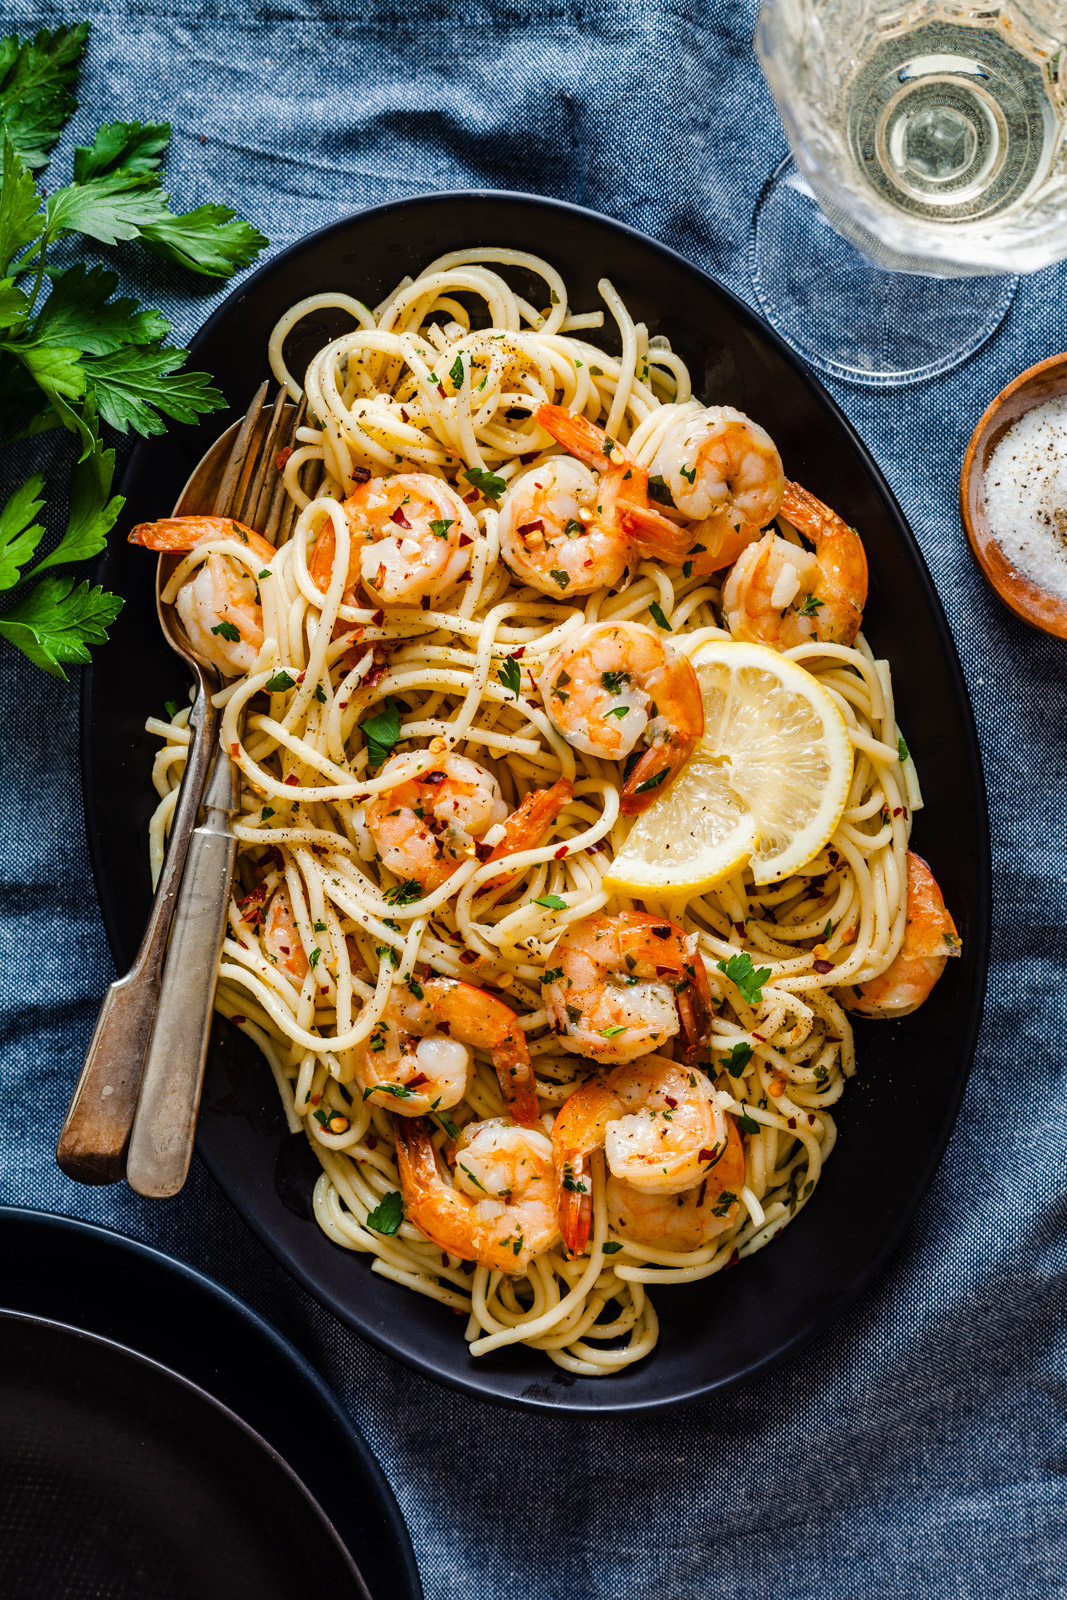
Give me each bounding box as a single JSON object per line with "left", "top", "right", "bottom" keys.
{"left": 58, "top": 384, "right": 307, "bottom": 1187}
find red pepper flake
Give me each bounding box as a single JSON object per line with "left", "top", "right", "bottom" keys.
{"left": 517, "top": 519, "right": 545, "bottom": 536}
{"left": 724, "top": 1248, "right": 740, "bottom": 1271}
{"left": 475, "top": 842, "right": 495, "bottom": 862}
{"left": 420, "top": 595, "right": 431, "bottom": 610}
{"left": 457, "top": 572, "right": 473, "bottom": 582}
{"left": 366, "top": 1133, "right": 378, "bottom": 1149}
{"left": 752, "top": 1032, "right": 766, "bottom": 1042}
{"left": 554, "top": 845, "right": 568, "bottom": 860}
{"left": 734, "top": 921, "right": 746, "bottom": 938}
{"left": 511, "top": 646, "right": 525, "bottom": 659}
{"left": 651, "top": 925, "right": 672, "bottom": 938}
{"left": 407, "top": 1072, "right": 429, "bottom": 1089}
{"left": 296, "top": 671, "right": 306, "bottom": 683}
{"left": 284, "top": 774, "right": 299, "bottom": 786}
{"left": 459, "top": 950, "right": 480, "bottom": 965}
{"left": 420, "top": 770, "right": 448, "bottom": 786}
{"left": 370, "top": 609, "right": 385, "bottom": 627}
{"left": 697, "top": 1147, "right": 714, "bottom": 1163}
{"left": 236, "top": 883, "right": 268, "bottom": 926}
{"left": 463, "top": 491, "right": 480, "bottom": 505}
{"left": 457, "top": 533, "right": 473, "bottom": 547}
{"left": 788, "top": 1116, "right": 797, "bottom": 1129}
{"left": 390, "top": 506, "right": 411, "bottom": 529}
{"left": 664, "top": 1095, "right": 678, "bottom": 1110}
{"left": 519, "top": 450, "right": 540, "bottom": 464}
{"left": 399, "top": 409, "right": 409, "bottom": 424}
{"left": 310, "top": 1093, "right": 321, "bottom": 1106}
{"left": 654, "top": 965, "right": 676, "bottom": 978}
{"left": 351, "top": 465, "right": 371, "bottom": 485}
{"left": 437, "top": 382, "right": 447, "bottom": 399}
{"left": 813, "top": 958, "right": 834, "bottom": 975}
{"left": 275, "top": 445, "right": 293, "bottom": 470}
{"left": 230, "top": 742, "right": 240, "bottom": 757}
{"left": 229, "top": 1015, "right": 247, "bottom": 1026}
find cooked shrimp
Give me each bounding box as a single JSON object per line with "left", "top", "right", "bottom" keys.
{"left": 393, "top": 1116, "right": 560, "bottom": 1272}
{"left": 357, "top": 977, "right": 539, "bottom": 1124}
{"left": 362, "top": 752, "right": 507, "bottom": 893}
{"left": 543, "top": 911, "right": 712, "bottom": 1065}
{"left": 497, "top": 405, "right": 694, "bottom": 597}
{"left": 648, "top": 405, "right": 784, "bottom": 573}
{"left": 362, "top": 755, "right": 570, "bottom": 895}
{"left": 551, "top": 1059, "right": 734, "bottom": 1253}
{"left": 607, "top": 1114, "right": 746, "bottom": 1251}
{"left": 128, "top": 515, "right": 275, "bottom": 676}
{"left": 539, "top": 621, "right": 703, "bottom": 814}
{"left": 309, "top": 472, "right": 476, "bottom": 606}
{"left": 262, "top": 884, "right": 309, "bottom": 981}
{"left": 722, "top": 480, "right": 868, "bottom": 650}
{"left": 840, "top": 852, "right": 961, "bottom": 1019}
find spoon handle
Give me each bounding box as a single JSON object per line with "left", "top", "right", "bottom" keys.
{"left": 56, "top": 682, "right": 218, "bottom": 1184}
{"left": 125, "top": 746, "right": 238, "bottom": 1198}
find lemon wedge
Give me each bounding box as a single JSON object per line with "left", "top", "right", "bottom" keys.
{"left": 602, "top": 640, "right": 853, "bottom": 896}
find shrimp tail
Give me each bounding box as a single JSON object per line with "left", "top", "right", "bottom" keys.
{"left": 492, "top": 1028, "right": 539, "bottom": 1127}
{"left": 128, "top": 515, "right": 273, "bottom": 563}
{"left": 617, "top": 499, "right": 697, "bottom": 565}
{"left": 676, "top": 952, "right": 713, "bottom": 1060}
{"left": 536, "top": 404, "right": 624, "bottom": 473}
{"left": 619, "top": 739, "right": 691, "bottom": 816}
{"left": 557, "top": 1148, "right": 593, "bottom": 1254}
{"left": 488, "top": 777, "right": 573, "bottom": 863}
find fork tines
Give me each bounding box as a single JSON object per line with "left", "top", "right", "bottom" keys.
{"left": 211, "top": 382, "right": 312, "bottom": 545}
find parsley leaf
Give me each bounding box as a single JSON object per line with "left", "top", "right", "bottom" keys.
{"left": 211, "top": 620, "right": 240, "bottom": 643}
{"left": 724, "top": 1041, "right": 753, "bottom": 1076}
{"left": 29, "top": 432, "right": 122, "bottom": 577}
{"left": 384, "top": 879, "right": 423, "bottom": 906}
{"left": 139, "top": 204, "right": 267, "bottom": 280}
{"left": 737, "top": 1110, "right": 761, "bottom": 1136}
{"left": 647, "top": 474, "right": 674, "bottom": 507}
{"left": 264, "top": 670, "right": 295, "bottom": 692}
{"left": 602, "top": 1240, "right": 623, "bottom": 1254}
{"left": 360, "top": 698, "right": 403, "bottom": 766}
{"left": 549, "top": 568, "right": 569, "bottom": 589}
{"left": 798, "top": 593, "right": 824, "bottom": 617}
{"left": 497, "top": 654, "right": 521, "bottom": 697}
{"left": 449, "top": 353, "right": 464, "bottom": 388}
{"left": 897, "top": 735, "right": 909, "bottom": 762}
{"left": 463, "top": 465, "right": 506, "bottom": 500}
{"left": 365, "top": 1190, "right": 404, "bottom": 1236}
{"left": 429, "top": 518, "right": 453, "bottom": 539}
{"left": 716, "top": 952, "right": 773, "bottom": 1006}
{"left": 648, "top": 600, "right": 672, "bottom": 630}
{"left": 0, "top": 23, "right": 88, "bottom": 172}
{"left": 634, "top": 768, "right": 667, "bottom": 794}
{"left": 81, "top": 345, "right": 224, "bottom": 436}
{"left": 72, "top": 119, "right": 170, "bottom": 182}
{"left": 0, "top": 573, "right": 120, "bottom": 678}
{"left": 534, "top": 893, "right": 567, "bottom": 910}
{"left": 0, "top": 472, "right": 44, "bottom": 591}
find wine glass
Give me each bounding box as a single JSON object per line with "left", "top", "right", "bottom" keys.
{"left": 752, "top": 0, "right": 1067, "bottom": 385}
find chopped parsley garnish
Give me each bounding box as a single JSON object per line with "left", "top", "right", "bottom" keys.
{"left": 561, "top": 1165, "right": 587, "bottom": 1193}
{"left": 682, "top": 561, "right": 693, "bottom": 579}
{"left": 375, "top": 944, "right": 399, "bottom": 968}
{"left": 264, "top": 669, "right": 295, "bottom": 692}
{"left": 898, "top": 735, "right": 909, "bottom": 762}
{"left": 534, "top": 893, "right": 567, "bottom": 910}
{"left": 163, "top": 698, "right": 179, "bottom": 719}
{"left": 600, "top": 1024, "right": 628, "bottom": 1038}
{"left": 458, "top": 1162, "right": 488, "bottom": 1193}
{"left": 823, "top": 919, "right": 833, "bottom": 940}
{"left": 648, "top": 600, "right": 672, "bottom": 630}
{"left": 362, "top": 1081, "right": 412, "bottom": 1100}
{"left": 429, "top": 518, "right": 453, "bottom": 539}
{"left": 604, "top": 706, "right": 630, "bottom": 719}
{"left": 717, "top": 952, "right": 773, "bottom": 1006}
{"left": 601, "top": 669, "right": 630, "bottom": 693}
{"left": 601, "top": 1240, "right": 623, "bottom": 1254}
{"left": 463, "top": 466, "right": 506, "bottom": 500}
{"left": 308, "top": 947, "right": 321, "bottom": 969}
{"left": 798, "top": 593, "right": 824, "bottom": 617}
{"left": 313, "top": 681, "right": 327, "bottom": 703}
{"left": 404, "top": 973, "right": 424, "bottom": 1000}
{"left": 360, "top": 697, "right": 403, "bottom": 766}
{"left": 542, "top": 967, "right": 563, "bottom": 983}
{"left": 737, "top": 1110, "right": 761, "bottom": 1136}
{"left": 260, "top": 806, "right": 274, "bottom": 820}
{"left": 679, "top": 463, "right": 696, "bottom": 484}
{"left": 497, "top": 655, "right": 521, "bottom": 696}
{"left": 258, "top": 568, "right": 271, "bottom": 579}
{"left": 384, "top": 879, "right": 423, "bottom": 906}
{"left": 647, "top": 475, "right": 674, "bottom": 506}
{"left": 211, "top": 619, "right": 241, "bottom": 643}
{"left": 634, "top": 769, "right": 668, "bottom": 794}
{"left": 563, "top": 517, "right": 582, "bottom": 537}
{"left": 549, "top": 568, "right": 570, "bottom": 589}
{"left": 313, "top": 921, "right": 327, "bottom": 931}
{"left": 365, "top": 1190, "right": 404, "bottom": 1235}
{"left": 448, "top": 353, "right": 464, "bottom": 388}
{"left": 724, "top": 1041, "right": 753, "bottom": 1075}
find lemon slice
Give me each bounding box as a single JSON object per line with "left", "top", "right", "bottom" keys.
{"left": 602, "top": 640, "right": 852, "bottom": 895}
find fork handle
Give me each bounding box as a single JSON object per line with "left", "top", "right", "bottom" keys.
{"left": 125, "top": 749, "right": 238, "bottom": 1198}
{"left": 56, "top": 684, "right": 219, "bottom": 1184}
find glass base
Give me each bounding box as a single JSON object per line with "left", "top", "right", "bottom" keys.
{"left": 749, "top": 156, "right": 1019, "bottom": 387}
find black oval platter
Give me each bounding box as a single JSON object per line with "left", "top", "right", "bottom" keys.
{"left": 80, "top": 191, "right": 991, "bottom": 1412}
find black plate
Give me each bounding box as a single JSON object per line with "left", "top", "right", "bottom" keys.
{"left": 81, "top": 191, "right": 991, "bottom": 1412}
{"left": 0, "top": 1208, "right": 421, "bottom": 1600}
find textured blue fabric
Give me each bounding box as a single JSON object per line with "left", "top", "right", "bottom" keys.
{"left": 1, "top": 3, "right": 1065, "bottom": 1596}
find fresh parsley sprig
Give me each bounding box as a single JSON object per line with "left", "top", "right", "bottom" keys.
{"left": 0, "top": 22, "right": 267, "bottom": 678}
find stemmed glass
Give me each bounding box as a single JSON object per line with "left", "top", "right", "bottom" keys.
{"left": 752, "top": 1, "right": 1067, "bottom": 385}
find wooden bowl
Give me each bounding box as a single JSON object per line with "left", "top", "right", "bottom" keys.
{"left": 961, "top": 352, "right": 1067, "bottom": 640}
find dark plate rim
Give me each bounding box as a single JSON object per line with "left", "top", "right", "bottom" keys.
{"left": 0, "top": 1304, "right": 369, "bottom": 1595}
{"left": 0, "top": 1205, "right": 422, "bottom": 1594}
{"left": 79, "top": 189, "right": 992, "bottom": 1413}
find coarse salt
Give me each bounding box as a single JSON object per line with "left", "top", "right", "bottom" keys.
{"left": 984, "top": 395, "right": 1067, "bottom": 602}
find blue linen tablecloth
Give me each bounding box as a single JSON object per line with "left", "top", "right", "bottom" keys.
{"left": 2, "top": 3, "right": 1065, "bottom": 1595}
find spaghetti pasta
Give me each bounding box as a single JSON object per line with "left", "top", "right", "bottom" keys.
{"left": 141, "top": 249, "right": 952, "bottom": 1377}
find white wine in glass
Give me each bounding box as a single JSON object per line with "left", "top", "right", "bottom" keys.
{"left": 752, "top": 1, "right": 1067, "bottom": 383}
